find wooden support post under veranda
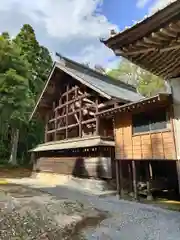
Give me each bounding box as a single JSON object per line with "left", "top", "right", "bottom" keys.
{"left": 176, "top": 160, "right": 180, "bottom": 197}
{"left": 146, "top": 161, "right": 153, "bottom": 200}
{"left": 119, "top": 160, "right": 124, "bottom": 197}
{"left": 132, "top": 160, "right": 138, "bottom": 200}
{"left": 115, "top": 159, "right": 124, "bottom": 198}
{"left": 115, "top": 160, "right": 121, "bottom": 198}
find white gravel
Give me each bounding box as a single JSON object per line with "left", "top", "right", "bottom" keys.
{"left": 42, "top": 185, "right": 180, "bottom": 240}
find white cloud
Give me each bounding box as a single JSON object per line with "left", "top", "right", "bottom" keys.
{"left": 136, "top": 0, "right": 176, "bottom": 13}
{"left": 0, "top": 0, "right": 118, "bottom": 67}
{"left": 136, "top": 0, "right": 152, "bottom": 8}
{"left": 149, "top": 0, "right": 176, "bottom": 13}
{"left": 73, "top": 44, "right": 116, "bottom": 68}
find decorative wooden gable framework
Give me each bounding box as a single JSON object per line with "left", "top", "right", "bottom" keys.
{"left": 102, "top": 0, "right": 180, "bottom": 79}
{"left": 30, "top": 55, "right": 142, "bottom": 143}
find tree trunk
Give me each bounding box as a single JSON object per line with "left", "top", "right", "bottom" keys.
{"left": 9, "top": 128, "right": 19, "bottom": 165}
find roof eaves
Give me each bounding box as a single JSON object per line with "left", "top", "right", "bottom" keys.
{"left": 29, "top": 62, "right": 56, "bottom": 121}
{"left": 103, "top": 0, "right": 179, "bottom": 47}
{"left": 29, "top": 135, "right": 115, "bottom": 152}
{"left": 98, "top": 93, "right": 171, "bottom": 117}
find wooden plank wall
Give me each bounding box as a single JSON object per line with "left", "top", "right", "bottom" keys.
{"left": 114, "top": 110, "right": 176, "bottom": 160}
{"left": 35, "top": 157, "right": 76, "bottom": 175}
{"left": 34, "top": 156, "right": 112, "bottom": 179}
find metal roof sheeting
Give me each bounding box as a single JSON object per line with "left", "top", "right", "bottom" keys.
{"left": 56, "top": 60, "right": 142, "bottom": 102}
{"left": 30, "top": 136, "right": 115, "bottom": 152}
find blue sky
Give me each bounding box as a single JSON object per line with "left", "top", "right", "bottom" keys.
{"left": 0, "top": 0, "right": 172, "bottom": 69}
{"left": 103, "top": 0, "right": 148, "bottom": 31}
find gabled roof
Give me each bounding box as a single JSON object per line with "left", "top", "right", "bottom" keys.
{"left": 102, "top": 0, "right": 180, "bottom": 79}
{"left": 30, "top": 55, "right": 142, "bottom": 120}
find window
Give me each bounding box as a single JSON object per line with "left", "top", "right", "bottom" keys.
{"left": 132, "top": 109, "right": 168, "bottom": 134}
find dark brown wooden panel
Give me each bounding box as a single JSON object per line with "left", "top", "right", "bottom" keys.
{"left": 34, "top": 156, "right": 112, "bottom": 179}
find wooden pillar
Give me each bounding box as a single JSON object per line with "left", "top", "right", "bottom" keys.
{"left": 79, "top": 98, "right": 82, "bottom": 137}
{"left": 146, "top": 161, "right": 153, "bottom": 200}
{"left": 54, "top": 109, "right": 58, "bottom": 141}
{"left": 128, "top": 162, "right": 133, "bottom": 196}
{"left": 53, "top": 102, "right": 57, "bottom": 141}
{"left": 95, "top": 98, "right": 99, "bottom": 135}
{"left": 115, "top": 160, "right": 121, "bottom": 198}
{"left": 45, "top": 114, "right": 49, "bottom": 142}
{"left": 132, "top": 160, "right": 138, "bottom": 200}
{"left": 66, "top": 85, "right": 69, "bottom": 139}
{"left": 110, "top": 147, "right": 114, "bottom": 179}
{"left": 176, "top": 161, "right": 180, "bottom": 196}
{"left": 119, "top": 160, "right": 124, "bottom": 197}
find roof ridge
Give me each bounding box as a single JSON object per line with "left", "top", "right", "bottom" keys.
{"left": 56, "top": 53, "right": 137, "bottom": 92}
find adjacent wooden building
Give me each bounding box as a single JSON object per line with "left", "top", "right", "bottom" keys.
{"left": 99, "top": 94, "right": 178, "bottom": 199}
{"left": 100, "top": 0, "right": 180, "bottom": 198}
{"left": 30, "top": 55, "right": 142, "bottom": 180}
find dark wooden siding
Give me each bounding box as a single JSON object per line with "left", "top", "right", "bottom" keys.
{"left": 114, "top": 106, "right": 176, "bottom": 160}
{"left": 34, "top": 156, "right": 113, "bottom": 179}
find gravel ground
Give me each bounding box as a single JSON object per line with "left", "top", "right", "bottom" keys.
{"left": 2, "top": 182, "right": 180, "bottom": 239}
{"left": 0, "top": 184, "right": 107, "bottom": 240}
{"left": 40, "top": 185, "right": 180, "bottom": 240}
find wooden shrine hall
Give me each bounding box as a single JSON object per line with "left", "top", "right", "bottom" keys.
{"left": 100, "top": 0, "right": 180, "bottom": 199}
{"left": 30, "top": 55, "right": 142, "bottom": 180}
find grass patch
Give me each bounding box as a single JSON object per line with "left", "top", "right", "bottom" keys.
{"left": 119, "top": 192, "right": 180, "bottom": 212}
{"left": 140, "top": 198, "right": 180, "bottom": 212}
{"left": 0, "top": 179, "right": 9, "bottom": 184}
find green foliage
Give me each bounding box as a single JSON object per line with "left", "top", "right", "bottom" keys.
{"left": 137, "top": 70, "right": 165, "bottom": 97}
{"left": 107, "top": 58, "right": 166, "bottom": 97}
{"left": 0, "top": 35, "right": 31, "bottom": 161}
{"left": 13, "top": 24, "right": 53, "bottom": 163}
{"left": 0, "top": 24, "right": 53, "bottom": 164}
{"left": 14, "top": 24, "right": 53, "bottom": 96}
{"left": 0, "top": 37, "right": 30, "bottom": 118}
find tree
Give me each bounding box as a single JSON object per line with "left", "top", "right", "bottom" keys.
{"left": 0, "top": 24, "right": 53, "bottom": 165}
{"left": 13, "top": 24, "right": 53, "bottom": 164}
{"left": 137, "top": 70, "right": 166, "bottom": 97}
{"left": 1, "top": 32, "right": 10, "bottom": 40}
{"left": 0, "top": 35, "right": 32, "bottom": 164}
{"left": 107, "top": 58, "right": 166, "bottom": 97}
{"left": 14, "top": 24, "right": 53, "bottom": 97}
{"left": 108, "top": 58, "right": 139, "bottom": 87}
